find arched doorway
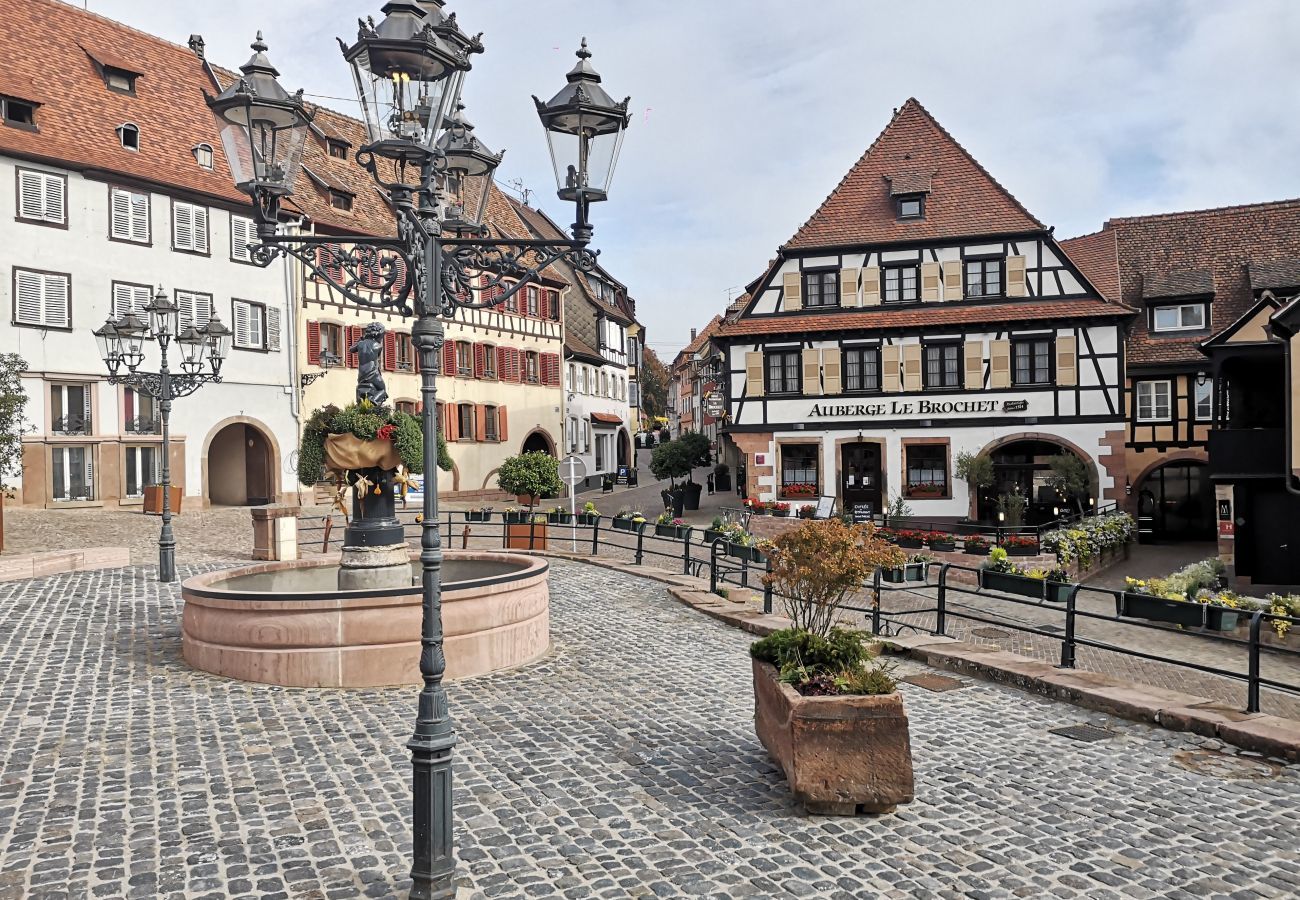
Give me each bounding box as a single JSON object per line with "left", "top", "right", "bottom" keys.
{"left": 521, "top": 430, "right": 554, "bottom": 456}
{"left": 1135, "top": 461, "right": 1214, "bottom": 541}
{"left": 617, "top": 428, "right": 631, "bottom": 468}
{"left": 206, "top": 421, "right": 275, "bottom": 506}
{"left": 979, "top": 438, "right": 1092, "bottom": 526}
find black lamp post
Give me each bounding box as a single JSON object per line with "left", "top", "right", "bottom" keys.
{"left": 208, "top": 7, "right": 629, "bottom": 896}
{"left": 94, "top": 287, "right": 232, "bottom": 583}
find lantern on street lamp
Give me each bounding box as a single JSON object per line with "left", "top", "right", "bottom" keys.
{"left": 203, "top": 314, "right": 233, "bottom": 373}
{"left": 94, "top": 320, "right": 123, "bottom": 375}
{"left": 144, "top": 286, "right": 180, "bottom": 341}
{"left": 176, "top": 326, "right": 209, "bottom": 374}
{"left": 116, "top": 312, "right": 148, "bottom": 370}
{"left": 435, "top": 102, "right": 502, "bottom": 232}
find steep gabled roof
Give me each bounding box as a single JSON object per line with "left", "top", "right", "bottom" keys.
{"left": 1058, "top": 230, "right": 1121, "bottom": 303}
{"left": 785, "top": 98, "right": 1044, "bottom": 250}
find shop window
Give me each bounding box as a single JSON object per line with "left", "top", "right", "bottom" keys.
{"left": 124, "top": 446, "right": 158, "bottom": 499}
{"left": 780, "top": 444, "right": 819, "bottom": 498}
{"left": 51, "top": 446, "right": 94, "bottom": 501}
{"left": 904, "top": 444, "right": 948, "bottom": 498}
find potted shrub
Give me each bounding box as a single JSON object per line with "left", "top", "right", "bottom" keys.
{"left": 978, "top": 548, "right": 1041, "bottom": 597}
{"left": 797, "top": 504, "right": 816, "bottom": 520}
{"left": 650, "top": 440, "right": 694, "bottom": 514}
{"left": 772, "top": 501, "right": 792, "bottom": 518}
{"left": 655, "top": 511, "right": 690, "bottom": 539}
{"left": 577, "top": 501, "right": 600, "bottom": 526}
{"left": 547, "top": 505, "right": 573, "bottom": 525}
{"left": 752, "top": 519, "right": 913, "bottom": 814}
{"left": 926, "top": 531, "right": 956, "bottom": 552}
{"left": 464, "top": 506, "right": 493, "bottom": 523}
{"left": 612, "top": 508, "right": 646, "bottom": 532}
{"left": 497, "top": 451, "right": 562, "bottom": 524}
{"left": 1000, "top": 534, "right": 1039, "bottom": 557}
{"left": 895, "top": 529, "right": 926, "bottom": 550}
{"left": 679, "top": 431, "right": 710, "bottom": 510}
{"left": 703, "top": 516, "right": 728, "bottom": 545}
{"left": 1120, "top": 578, "right": 1204, "bottom": 627}
{"left": 501, "top": 506, "right": 528, "bottom": 525}
{"left": 881, "top": 552, "right": 933, "bottom": 584}
{"left": 714, "top": 463, "right": 732, "bottom": 493}
{"left": 963, "top": 534, "right": 991, "bottom": 555}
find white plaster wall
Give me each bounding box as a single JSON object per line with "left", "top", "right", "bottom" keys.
{"left": 563, "top": 360, "right": 632, "bottom": 478}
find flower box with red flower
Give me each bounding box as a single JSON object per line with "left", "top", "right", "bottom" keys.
{"left": 926, "top": 531, "right": 956, "bottom": 552}
{"left": 772, "top": 502, "right": 792, "bottom": 517}
{"left": 781, "top": 482, "right": 817, "bottom": 499}
{"left": 797, "top": 504, "right": 816, "bottom": 519}
{"left": 963, "top": 534, "right": 991, "bottom": 555}
{"left": 905, "top": 481, "right": 945, "bottom": 499}
{"left": 895, "top": 529, "right": 927, "bottom": 549}
{"left": 1000, "top": 535, "right": 1039, "bottom": 556}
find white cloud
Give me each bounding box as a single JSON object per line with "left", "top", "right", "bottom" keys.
{"left": 83, "top": 0, "right": 1300, "bottom": 357}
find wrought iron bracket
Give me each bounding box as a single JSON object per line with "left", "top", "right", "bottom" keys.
{"left": 107, "top": 370, "right": 223, "bottom": 400}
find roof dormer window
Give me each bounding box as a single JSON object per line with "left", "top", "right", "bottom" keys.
{"left": 2, "top": 96, "right": 37, "bottom": 129}
{"left": 192, "top": 143, "right": 214, "bottom": 170}
{"left": 887, "top": 172, "right": 931, "bottom": 221}
{"left": 105, "top": 68, "right": 138, "bottom": 95}
{"left": 329, "top": 189, "right": 354, "bottom": 212}
{"left": 117, "top": 122, "right": 140, "bottom": 151}
{"left": 896, "top": 194, "right": 924, "bottom": 219}
{"left": 327, "top": 139, "right": 349, "bottom": 159}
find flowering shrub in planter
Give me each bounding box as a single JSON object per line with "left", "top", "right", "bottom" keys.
{"left": 464, "top": 507, "right": 493, "bottom": 523}
{"left": 655, "top": 511, "right": 691, "bottom": 539}
{"left": 781, "top": 482, "right": 817, "bottom": 498}
{"left": 797, "top": 504, "right": 816, "bottom": 519}
{"left": 771, "top": 502, "right": 792, "bottom": 517}
{"left": 881, "top": 552, "right": 933, "bottom": 584}
{"left": 963, "top": 534, "right": 991, "bottom": 555}
{"left": 1040, "top": 512, "right": 1136, "bottom": 567}
{"left": 612, "top": 509, "right": 647, "bottom": 532}
{"left": 744, "top": 497, "right": 768, "bottom": 516}
{"left": 905, "top": 482, "right": 945, "bottom": 499}
{"left": 895, "top": 529, "right": 927, "bottom": 549}
{"left": 926, "top": 531, "right": 956, "bottom": 551}
{"left": 547, "top": 505, "right": 573, "bottom": 524}
{"left": 577, "top": 501, "right": 600, "bottom": 526}
{"left": 999, "top": 534, "right": 1039, "bottom": 556}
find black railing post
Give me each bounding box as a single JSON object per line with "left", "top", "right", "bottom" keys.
{"left": 1247, "top": 611, "right": 1263, "bottom": 714}
{"left": 1060, "top": 585, "right": 1080, "bottom": 668}
{"left": 591, "top": 517, "right": 601, "bottom": 555}
{"left": 634, "top": 527, "right": 644, "bottom": 565}
{"left": 762, "top": 556, "right": 773, "bottom": 614}
{"left": 741, "top": 552, "right": 749, "bottom": 589}
{"left": 934, "top": 563, "right": 949, "bottom": 636}
{"left": 871, "top": 566, "right": 882, "bottom": 635}
{"left": 709, "top": 540, "right": 719, "bottom": 594}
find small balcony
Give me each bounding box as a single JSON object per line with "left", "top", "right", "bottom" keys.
{"left": 51, "top": 415, "right": 92, "bottom": 436}
{"left": 124, "top": 415, "right": 162, "bottom": 435}
{"left": 1207, "top": 428, "right": 1285, "bottom": 480}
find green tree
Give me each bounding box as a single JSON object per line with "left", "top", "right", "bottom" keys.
{"left": 1046, "top": 453, "right": 1095, "bottom": 516}
{"left": 639, "top": 346, "right": 669, "bottom": 420}
{"left": 496, "top": 451, "right": 562, "bottom": 518}
{"left": 0, "top": 354, "right": 31, "bottom": 492}
{"left": 649, "top": 440, "right": 693, "bottom": 485}
{"left": 955, "top": 451, "right": 994, "bottom": 493}
{"left": 678, "top": 430, "right": 710, "bottom": 481}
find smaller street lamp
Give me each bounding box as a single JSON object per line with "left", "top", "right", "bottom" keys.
{"left": 96, "top": 291, "right": 231, "bottom": 582}
{"left": 435, "top": 103, "right": 502, "bottom": 233}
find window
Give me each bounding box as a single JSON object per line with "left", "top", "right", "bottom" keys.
{"left": 765, "top": 349, "right": 801, "bottom": 394}
{"left": 116, "top": 123, "right": 140, "bottom": 151}
{"left": 1136, "top": 381, "right": 1172, "bottom": 422}
{"left": 1152, "top": 303, "right": 1206, "bottom": 332}
{"left": 175, "top": 291, "right": 212, "bottom": 329}
{"left": 629, "top": 382, "right": 640, "bottom": 408}
{"left": 193, "top": 144, "right": 214, "bottom": 170}
{"left": 964, "top": 258, "right": 1003, "bottom": 298}
{"left": 896, "top": 195, "right": 924, "bottom": 219}
{"left": 566, "top": 364, "right": 574, "bottom": 391}
{"left": 1194, "top": 378, "right": 1213, "bottom": 421}
{"left": 124, "top": 388, "right": 158, "bottom": 434}
{"left": 923, "top": 344, "right": 960, "bottom": 389}
{"left": 51, "top": 446, "right": 94, "bottom": 502}
{"left": 780, "top": 444, "right": 818, "bottom": 496}
{"left": 232, "top": 299, "right": 266, "bottom": 350}
{"left": 327, "top": 139, "right": 349, "bottom": 159}
{"left": 883, "top": 266, "right": 919, "bottom": 303}
{"left": 844, "top": 347, "right": 881, "bottom": 393}
{"left": 396, "top": 400, "right": 417, "bottom": 415}
{"left": 172, "top": 201, "right": 209, "bottom": 253}
{"left": 104, "top": 69, "right": 137, "bottom": 94}
{"left": 16, "top": 168, "right": 65, "bottom": 225}
{"left": 457, "top": 342, "right": 473, "bottom": 376}
{"left": 50, "top": 383, "right": 92, "bottom": 434}
{"left": 123, "top": 446, "right": 157, "bottom": 499}
{"left": 482, "top": 344, "right": 497, "bottom": 379}
{"left": 320, "top": 323, "right": 343, "bottom": 365}
{"left": 13, "top": 269, "right": 70, "bottom": 329}
{"left": 601, "top": 372, "right": 609, "bottom": 397}
{"left": 111, "top": 282, "right": 151, "bottom": 319}
{"left": 1012, "top": 339, "right": 1052, "bottom": 385}
{"left": 581, "top": 419, "right": 591, "bottom": 453}
{"left": 110, "top": 187, "right": 150, "bottom": 243}
{"left": 803, "top": 271, "right": 838, "bottom": 308}
{"left": 457, "top": 403, "right": 476, "bottom": 441}
{"left": 395, "top": 333, "right": 414, "bottom": 371}
{"left": 525, "top": 352, "right": 540, "bottom": 384}
{"left": 567, "top": 416, "right": 578, "bottom": 452}
{"left": 904, "top": 444, "right": 948, "bottom": 497}
{"left": 526, "top": 286, "right": 539, "bottom": 317}
{"left": 595, "top": 432, "right": 607, "bottom": 471}
{"left": 484, "top": 406, "right": 500, "bottom": 442}
{"left": 627, "top": 336, "right": 640, "bottom": 366}
{"left": 329, "top": 190, "right": 354, "bottom": 212}
{"left": 2, "top": 96, "right": 37, "bottom": 128}
{"left": 230, "top": 215, "right": 255, "bottom": 262}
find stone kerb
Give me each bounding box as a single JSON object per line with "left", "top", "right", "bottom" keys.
{"left": 0, "top": 547, "right": 131, "bottom": 582}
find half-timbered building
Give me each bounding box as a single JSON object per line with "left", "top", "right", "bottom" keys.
{"left": 715, "top": 99, "right": 1134, "bottom": 523}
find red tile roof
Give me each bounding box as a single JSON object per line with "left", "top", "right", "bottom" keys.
{"left": 1085, "top": 198, "right": 1300, "bottom": 365}
{"left": 590, "top": 412, "right": 623, "bottom": 425}
{"left": 785, "top": 98, "right": 1044, "bottom": 250}
{"left": 716, "top": 300, "right": 1130, "bottom": 338}
{"left": 1058, "top": 229, "right": 1121, "bottom": 302}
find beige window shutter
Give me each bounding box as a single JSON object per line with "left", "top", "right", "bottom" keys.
{"left": 839, "top": 268, "right": 860, "bottom": 307}
{"left": 901, "top": 344, "right": 923, "bottom": 391}
{"left": 963, "top": 340, "right": 984, "bottom": 389}
{"left": 921, "top": 262, "right": 941, "bottom": 301}
{"left": 782, "top": 271, "right": 802, "bottom": 311}
{"left": 1056, "top": 335, "right": 1078, "bottom": 386}
{"left": 822, "top": 348, "right": 842, "bottom": 394}
{"left": 802, "top": 347, "right": 822, "bottom": 395}
{"left": 862, "top": 266, "right": 881, "bottom": 306}
{"left": 943, "top": 261, "right": 963, "bottom": 300}
{"left": 1006, "top": 256, "right": 1028, "bottom": 297}
{"left": 989, "top": 340, "right": 1011, "bottom": 388}
{"left": 882, "top": 344, "right": 901, "bottom": 392}
{"left": 745, "top": 351, "right": 765, "bottom": 396}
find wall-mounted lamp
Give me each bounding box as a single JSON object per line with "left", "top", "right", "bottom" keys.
{"left": 1195, "top": 370, "right": 1209, "bottom": 388}
{"left": 1125, "top": 479, "right": 1132, "bottom": 497}
{"left": 997, "top": 511, "right": 1005, "bottom": 523}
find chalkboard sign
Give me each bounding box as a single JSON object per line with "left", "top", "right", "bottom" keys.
{"left": 813, "top": 495, "right": 837, "bottom": 520}
{"left": 851, "top": 502, "right": 874, "bottom": 523}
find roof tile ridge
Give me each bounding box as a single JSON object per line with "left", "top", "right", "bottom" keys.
{"left": 908, "top": 97, "right": 1044, "bottom": 230}
{"left": 42, "top": 0, "right": 217, "bottom": 62}
{"left": 783, "top": 100, "right": 914, "bottom": 249}
{"left": 1105, "top": 196, "right": 1300, "bottom": 227}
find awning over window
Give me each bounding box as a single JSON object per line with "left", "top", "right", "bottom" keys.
{"left": 590, "top": 412, "right": 622, "bottom": 426}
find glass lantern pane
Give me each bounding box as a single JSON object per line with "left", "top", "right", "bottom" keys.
{"left": 546, "top": 129, "right": 581, "bottom": 192}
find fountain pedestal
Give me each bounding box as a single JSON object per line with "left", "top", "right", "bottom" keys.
{"left": 339, "top": 469, "right": 409, "bottom": 591}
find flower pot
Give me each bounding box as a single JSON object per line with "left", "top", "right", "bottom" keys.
{"left": 896, "top": 538, "right": 923, "bottom": 549}
{"left": 1044, "top": 581, "right": 1075, "bottom": 603}
{"left": 655, "top": 523, "right": 690, "bottom": 539}
{"left": 752, "top": 659, "right": 914, "bottom": 815}
{"left": 547, "top": 512, "right": 573, "bottom": 525}
{"left": 1119, "top": 592, "right": 1205, "bottom": 627}
{"left": 464, "top": 511, "right": 491, "bottom": 523}
{"left": 703, "top": 528, "right": 726, "bottom": 545}
{"left": 505, "top": 523, "right": 547, "bottom": 550}
{"left": 928, "top": 539, "right": 956, "bottom": 552}
{"left": 882, "top": 562, "right": 928, "bottom": 584}
{"left": 1204, "top": 607, "right": 1240, "bottom": 631}
{"left": 963, "top": 543, "right": 990, "bottom": 556}
{"left": 978, "top": 570, "right": 1044, "bottom": 598}
{"left": 612, "top": 517, "right": 634, "bottom": 531}
{"left": 1004, "top": 544, "right": 1038, "bottom": 557}
{"left": 684, "top": 482, "right": 703, "bottom": 511}
{"left": 715, "top": 472, "right": 732, "bottom": 492}
{"left": 727, "top": 543, "right": 764, "bottom": 563}
{"left": 577, "top": 513, "right": 600, "bottom": 526}
{"left": 502, "top": 512, "right": 529, "bottom": 525}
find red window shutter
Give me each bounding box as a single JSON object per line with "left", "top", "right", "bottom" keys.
{"left": 416, "top": 400, "right": 423, "bottom": 414}
{"left": 515, "top": 286, "right": 528, "bottom": 316}
{"left": 446, "top": 403, "right": 459, "bottom": 441}
{"left": 345, "top": 325, "right": 362, "bottom": 368}
{"left": 497, "top": 346, "right": 509, "bottom": 383}
{"left": 473, "top": 343, "right": 486, "bottom": 378}
{"left": 538, "top": 290, "right": 549, "bottom": 320}
{"left": 442, "top": 339, "right": 457, "bottom": 376}
{"left": 306, "top": 321, "right": 322, "bottom": 365}
{"left": 475, "top": 404, "right": 487, "bottom": 442}
{"left": 124, "top": 389, "right": 135, "bottom": 420}
{"left": 392, "top": 255, "right": 407, "bottom": 295}
{"left": 498, "top": 405, "right": 508, "bottom": 442}
{"left": 383, "top": 331, "right": 397, "bottom": 371}
{"left": 511, "top": 348, "right": 522, "bottom": 383}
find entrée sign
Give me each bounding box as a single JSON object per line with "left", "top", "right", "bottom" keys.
{"left": 809, "top": 398, "right": 1028, "bottom": 418}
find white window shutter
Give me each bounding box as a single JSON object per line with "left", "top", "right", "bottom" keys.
{"left": 43, "top": 174, "right": 64, "bottom": 223}
{"left": 266, "top": 307, "right": 281, "bottom": 351}
{"left": 173, "top": 203, "right": 193, "bottom": 250}
{"left": 19, "top": 171, "right": 44, "bottom": 220}
{"left": 231, "top": 216, "right": 253, "bottom": 261}
{"left": 233, "top": 301, "right": 251, "bottom": 347}
{"left": 130, "top": 193, "right": 149, "bottom": 242}
{"left": 43, "top": 274, "right": 69, "bottom": 328}
{"left": 193, "top": 206, "right": 209, "bottom": 253}
{"left": 111, "top": 189, "right": 132, "bottom": 239}
{"left": 15, "top": 270, "right": 44, "bottom": 324}
{"left": 113, "top": 283, "right": 132, "bottom": 317}
{"left": 195, "top": 294, "right": 211, "bottom": 328}
{"left": 176, "top": 291, "right": 192, "bottom": 329}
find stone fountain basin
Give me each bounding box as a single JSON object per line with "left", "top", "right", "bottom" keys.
{"left": 181, "top": 551, "right": 549, "bottom": 688}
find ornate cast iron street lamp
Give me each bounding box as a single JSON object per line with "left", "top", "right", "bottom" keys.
{"left": 94, "top": 287, "right": 232, "bottom": 583}
{"left": 208, "top": 6, "right": 629, "bottom": 896}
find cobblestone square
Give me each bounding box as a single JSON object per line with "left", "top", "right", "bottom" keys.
{"left": 1, "top": 558, "right": 1298, "bottom": 899}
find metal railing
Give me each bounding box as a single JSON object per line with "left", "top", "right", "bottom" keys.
{"left": 292, "top": 512, "right": 1298, "bottom": 715}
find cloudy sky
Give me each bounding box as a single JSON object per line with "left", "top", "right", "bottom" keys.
{"left": 85, "top": 0, "right": 1300, "bottom": 358}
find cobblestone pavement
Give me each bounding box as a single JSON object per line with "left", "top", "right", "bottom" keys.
{"left": 1, "top": 505, "right": 254, "bottom": 565}
{"left": 2, "top": 559, "right": 1299, "bottom": 899}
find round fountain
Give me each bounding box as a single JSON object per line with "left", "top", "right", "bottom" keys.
{"left": 181, "top": 551, "right": 549, "bottom": 688}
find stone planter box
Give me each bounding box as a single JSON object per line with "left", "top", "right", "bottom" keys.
{"left": 881, "top": 562, "right": 928, "bottom": 584}
{"left": 655, "top": 524, "right": 691, "bottom": 539}
{"left": 752, "top": 659, "right": 914, "bottom": 815}
{"left": 1118, "top": 592, "right": 1205, "bottom": 627}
